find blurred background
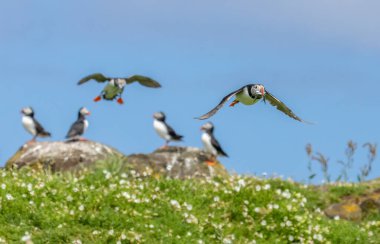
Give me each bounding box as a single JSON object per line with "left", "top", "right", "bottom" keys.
{"left": 1, "top": 0, "right": 379, "bottom": 182}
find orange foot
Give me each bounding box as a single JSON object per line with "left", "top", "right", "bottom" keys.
{"left": 229, "top": 100, "right": 239, "bottom": 107}
{"left": 117, "top": 98, "right": 124, "bottom": 105}
{"left": 79, "top": 138, "right": 88, "bottom": 142}
{"left": 94, "top": 96, "right": 102, "bottom": 102}
{"left": 206, "top": 160, "right": 217, "bottom": 166}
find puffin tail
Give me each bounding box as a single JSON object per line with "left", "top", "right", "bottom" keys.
{"left": 174, "top": 135, "right": 184, "bottom": 141}
{"left": 39, "top": 131, "right": 51, "bottom": 138}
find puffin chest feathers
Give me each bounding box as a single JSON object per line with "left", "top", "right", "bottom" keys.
{"left": 202, "top": 133, "right": 217, "bottom": 155}
{"left": 153, "top": 120, "right": 171, "bottom": 140}
{"left": 236, "top": 86, "right": 261, "bottom": 105}
{"left": 22, "top": 116, "right": 37, "bottom": 136}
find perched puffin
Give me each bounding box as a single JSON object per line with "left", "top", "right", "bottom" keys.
{"left": 196, "top": 84, "right": 309, "bottom": 123}
{"left": 201, "top": 122, "right": 228, "bottom": 165}
{"left": 78, "top": 73, "right": 161, "bottom": 104}
{"left": 21, "top": 107, "right": 51, "bottom": 142}
{"left": 66, "top": 107, "right": 90, "bottom": 141}
{"left": 153, "top": 112, "right": 183, "bottom": 147}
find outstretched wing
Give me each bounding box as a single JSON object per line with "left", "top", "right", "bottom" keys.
{"left": 126, "top": 75, "right": 161, "bottom": 88}
{"left": 78, "top": 73, "right": 109, "bottom": 85}
{"left": 195, "top": 87, "right": 244, "bottom": 120}
{"left": 264, "top": 90, "right": 307, "bottom": 123}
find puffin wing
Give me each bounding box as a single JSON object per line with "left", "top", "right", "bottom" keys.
{"left": 126, "top": 75, "right": 161, "bottom": 88}
{"left": 33, "top": 119, "right": 51, "bottom": 137}
{"left": 66, "top": 121, "right": 84, "bottom": 138}
{"left": 264, "top": 90, "right": 306, "bottom": 123}
{"left": 166, "top": 124, "right": 183, "bottom": 141}
{"left": 77, "top": 73, "right": 109, "bottom": 85}
{"left": 211, "top": 135, "right": 228, "bottom": 157}
{"left": 195, "top": 87, "right": 244, "bottom": 120}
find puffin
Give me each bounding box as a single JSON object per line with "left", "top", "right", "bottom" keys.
{"left": 196, "top": 84, "right": 309, "bottom": 123}
{"left": 21, "top": 107, "right": 51, "bottom": 143}
{"left": 77, "top": 73, "right": 161, "bottom": 104}
{"left": 153, "top": 112, "right": 183, "bottom": 147}
{"left": 66, "top": 107, "right": 90, "bottom": 141}
{"left": 201, "top": 122, "right": 228, "bottom": 166}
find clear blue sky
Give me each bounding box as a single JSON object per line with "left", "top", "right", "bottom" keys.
{"left": 1, "top": 0, "right": 379, "bottom": 182}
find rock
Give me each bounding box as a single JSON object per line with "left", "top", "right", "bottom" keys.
{"left": 6, "top": 141, "right": 123, "bottom": 171}
{"left": 324, "top": 188, "right": 380, "bottom": 221}
{"left": 6, "top": 143, "right": 228, "bottom": 179}
{"left": 324, "top": 202, "right": 362, "bottom": 221}
{"left": 126, "top": 146, "right": 228, "bottom": 179}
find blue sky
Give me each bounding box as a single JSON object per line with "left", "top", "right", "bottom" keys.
{"left": 1, "top": 0, "right": 379, "bottom": 182}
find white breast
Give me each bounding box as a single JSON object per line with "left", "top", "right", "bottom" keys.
{"left": 83, "top": 120, "right": 89, "bottom": 132}
{"left": 22, "top": 116, "right": 37, "bottom": 136}
{"left": 202, "top": 133, "right": 217, "bottom": 156}
{"left": 153, "top": 120, "right": 170, "bottom": 140}
{"left": 236, "top": 86, "right": 260, "bottom": 105}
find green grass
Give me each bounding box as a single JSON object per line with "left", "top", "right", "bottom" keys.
{"left": 0, "top": 161, "right": 379, "bottom": 243}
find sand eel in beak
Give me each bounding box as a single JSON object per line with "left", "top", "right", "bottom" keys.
{"left": 66, "top": 107, "right": 90, "bottom": 142}
{"left": 153, "top": 112, "right": 183, "bottom": 148}
{"left": 78, "top": 73, "right": 161, "bottom": 104}
{"left": 201, "top": 122, "right": 228, "bottom": 166}
{"left": 21, "top": 107, "right": 51, "bottom": 143}
{"left": 196, "top": 84, "right": 308, "bottom": 123}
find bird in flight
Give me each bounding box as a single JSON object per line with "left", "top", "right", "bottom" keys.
{"left": 78, "top": 73, "right": 161, "bottom": 104}
{"left": 196, "top": 84, "right": 309, "bottom": 123}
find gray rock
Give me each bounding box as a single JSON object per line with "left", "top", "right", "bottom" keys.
{"left": 6, "top": 142, "right": 228, "bottom": 179}
{"left": 6, "top": 141, "right": 123, "bottom": 171}
{"left": 127, "top": 146, "right": 228, "bottom": 179}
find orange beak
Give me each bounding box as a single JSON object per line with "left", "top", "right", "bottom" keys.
{"left": 260, "top": 87, "right": 265, "bottom": 96}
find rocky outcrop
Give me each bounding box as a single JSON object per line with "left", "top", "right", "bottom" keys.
{"left": 6, "top": 141, "right": 123, "bottom": 171}
{"left": 127, "top": 146, "right": 228, "bottom": 179}
{"left": 6, "top": 142, "right": 228, "bottom": 179}
{"left": 324, "top": 189, "right": 380, "bottom": 221}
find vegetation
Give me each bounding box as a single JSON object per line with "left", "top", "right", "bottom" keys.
{"left": 306, "top": 141, "right": 377, "bottom": 183}
{"left": 0, "top": 159, "right": 379, "bottom": 243}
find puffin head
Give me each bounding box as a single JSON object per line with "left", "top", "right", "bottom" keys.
{"left": 153, "top": 112, "right": 166, "bottom": 121}
{"left": 79, "top": 107, "right": 91, "bottom": 116}
{"left": 201, "top": 122, "right": 214, "bottom": 133}
{"left": 21, "top": 107, "right": 34, "bottom": 116}
{"left": 251, "top": 84, "right": 265, "bottom": 97}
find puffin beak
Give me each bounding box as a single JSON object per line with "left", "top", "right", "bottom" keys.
{"left": 260, "top": 87, "right": 265, "bottom": 96}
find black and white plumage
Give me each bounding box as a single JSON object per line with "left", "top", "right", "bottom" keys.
{"left": 66, "top": 107, "right": 90, "bottom": 141}
{"left": 21, "top": 107, "right": 51, "bottom": 141}
{"left": 196, "top": 84, "right": 308, "bottom": 123}
{"left": 153, "top": 112, "right": 183, "bottom": 147}
{"left": 78, "top": 73, "right": 161, "bottom": 104}
{"left": 201, "top": 122, "right": 228, "bottom": 157}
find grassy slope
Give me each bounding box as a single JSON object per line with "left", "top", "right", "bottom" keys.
{"left": 0, "top": 160, "right": 379, "bottom": 243}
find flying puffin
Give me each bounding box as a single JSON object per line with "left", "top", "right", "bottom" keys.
{"left": 201, "top": 122, "right": 228, "bottom": 166}
{"left": 196, "top": 84, "right": 309, "bottom": 123}
{"left": 77, "top": 73, "right": 161, "bottom": 104}
{"left": 21, "top": 107, "right": 51, "bottom": 143}
{"left": 66, "top": 107, "right": 90, "bottom": 141}
{"left": 153, "top": 112, "right": 183, "bottom": 147}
